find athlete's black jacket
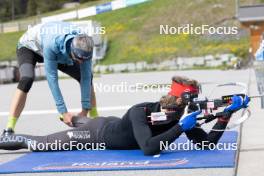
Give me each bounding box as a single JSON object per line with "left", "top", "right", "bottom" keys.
{"left": 102, "top": 102, "right": 229, "bottom": 155}
{"left": 0, "top": 102, "right": 229, "bottom": 155}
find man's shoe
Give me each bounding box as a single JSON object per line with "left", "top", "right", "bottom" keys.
{"left": 2, "top": 128, "right": 14, "bottom": 136}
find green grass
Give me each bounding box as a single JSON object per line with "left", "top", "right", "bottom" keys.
{"left": 0, "top": 31, "right": 24, "bottom": 60}
{"left": 0, "top": 0, "right": 258, "bottom": 62}
{"left": 84, "top": 0, "right": 251, "bottom": 64}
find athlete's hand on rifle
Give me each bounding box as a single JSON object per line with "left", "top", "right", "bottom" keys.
{"left": 179, "top": 106, "right": 202, "bottom": 131}
{"left": 62, "top": 112, "right": 74, "bottom": 127}
{"left": 224, "top": 95, "right": 250, "bottom": 113}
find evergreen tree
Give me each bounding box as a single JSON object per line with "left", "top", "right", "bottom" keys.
{"left": 27, "top": 0, "right": 37, "bottom": 16}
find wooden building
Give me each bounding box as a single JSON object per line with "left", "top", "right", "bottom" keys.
{"left": 237, "top": 5, "right": 264, "bottom": 54}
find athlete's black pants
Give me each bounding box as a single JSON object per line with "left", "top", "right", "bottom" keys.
{"left": 0, "top": 117, "right": 108, "bottom": 151}
{"left": 17, "top": 47, "right": 85, "bottom": 93}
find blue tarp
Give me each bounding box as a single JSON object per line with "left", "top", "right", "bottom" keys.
{"left": 0, "top": 131, "right": 238, "bottom": 174}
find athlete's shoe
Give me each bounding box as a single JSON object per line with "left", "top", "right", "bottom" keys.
{"left": 2, "top": 128, "right": 14, "bottom": 136}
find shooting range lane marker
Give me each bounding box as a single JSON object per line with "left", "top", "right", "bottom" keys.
{"left": 0, "top": 105, "right": 131, "bottom": 117}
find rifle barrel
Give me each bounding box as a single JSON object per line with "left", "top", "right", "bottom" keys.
{"left": 250, "top": 95, "right": 264, "bottom": 99}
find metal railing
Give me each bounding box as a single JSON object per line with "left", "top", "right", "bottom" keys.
{"left": 254, "top": 61, "right": 264, "bottom": 108}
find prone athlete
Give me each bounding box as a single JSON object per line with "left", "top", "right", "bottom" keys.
{"left": 0, "top": 76, "right": 249, "bottom": 155}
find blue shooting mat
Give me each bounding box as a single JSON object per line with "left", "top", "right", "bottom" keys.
{"left": 0, "top": 131, "right": 238, "bottom": 174}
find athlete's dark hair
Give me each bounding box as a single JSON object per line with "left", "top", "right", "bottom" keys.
{"left": 171, "top": 76, "right": 199, "bottom": 88}
{"left": 160, "top": 94, "right": 178, "bottom": 108}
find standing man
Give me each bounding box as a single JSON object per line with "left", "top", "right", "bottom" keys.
{"left": 3, "top": 21, "right": 98, "bottom": 135}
